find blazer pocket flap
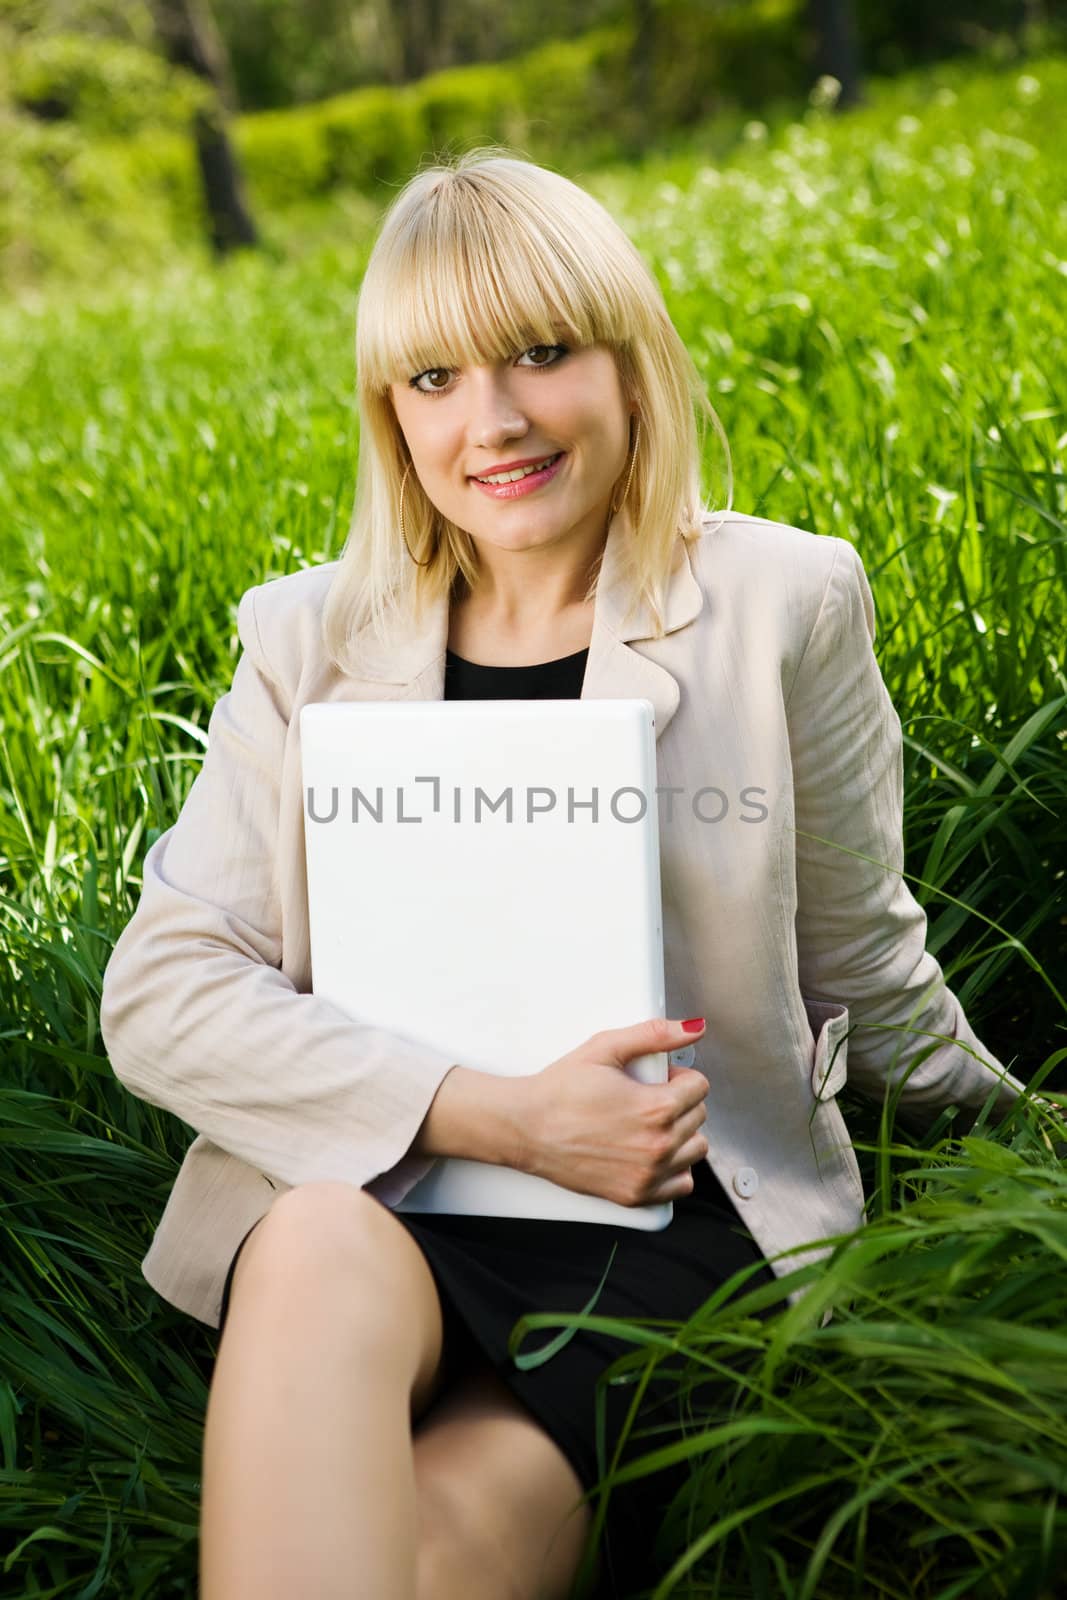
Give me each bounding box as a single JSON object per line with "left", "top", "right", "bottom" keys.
{"left": 802, "top": 995, "right": 850, "bottom": 1101}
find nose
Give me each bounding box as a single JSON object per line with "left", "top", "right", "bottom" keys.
{"left": 465, "top": 367, "right": 530, "bottom": 450}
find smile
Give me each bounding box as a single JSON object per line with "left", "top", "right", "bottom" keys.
{"left": 470, "top": 452, "right": 566, "bottom": 498}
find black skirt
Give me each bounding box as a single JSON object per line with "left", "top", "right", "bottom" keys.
{"left": 218, "top": 1158, "right": 778, "bottom": 1597}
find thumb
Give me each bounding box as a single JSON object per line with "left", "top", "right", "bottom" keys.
{"left": 600, "top": 1016, "right": 705, "bottom": 1066}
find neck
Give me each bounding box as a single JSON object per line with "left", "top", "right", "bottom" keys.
{"left": 453, "top": 515, "right": 608, "bottom": 641}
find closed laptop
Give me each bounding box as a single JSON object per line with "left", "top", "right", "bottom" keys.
{"left": 300, "top": 698, "right": 673, "bottom": 1229}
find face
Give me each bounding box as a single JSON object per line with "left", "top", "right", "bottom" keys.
{"left": 387, "top": 339, "right": 634, "bottom": 561}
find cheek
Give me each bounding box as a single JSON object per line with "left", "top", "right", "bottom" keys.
{"left": 421, "top": 421, "right": 464, "bottom": 473}
{"left": 393, "top": 406, "right": 444, "bottom": 466}
{"left": 566, "top": 381, "right": 624, "bottom": 436}
{"left": 579, "top": 411, "right": 629, "bottom": 469}
{"left": 550, "top": 398, "right": 612, "bottom": 456}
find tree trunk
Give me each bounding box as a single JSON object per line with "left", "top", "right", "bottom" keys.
{"left": 425, "top": 0, "right": 448, "bottom": 73}
{"left": 807, "top": 0, "right": 865, "bottom": 111}
{"left": 630, "top": 0, "right": 656, "bottom": 150}
{"left": 193, "top": 102, "right": 259, "bottom": 253}
{"left": 151, "top": 0, "right": 259, "bottom": 255}
{"left": 394, "top": 0, "right": 453, "bottom": 82}
{"left": 395, "top": 0, "right": 428, "bottom": 82}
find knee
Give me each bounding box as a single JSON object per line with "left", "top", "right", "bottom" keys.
{"left": 265, "top": 1177, "right": 378, "bottom": 1238}
{"left": 235, "top": 1180, "right": 412, "bottom": 1320}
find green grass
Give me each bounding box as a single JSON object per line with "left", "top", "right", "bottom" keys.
{"left": 1, "top": 46, "right": 1066, "bottom": 1599}
{"left": 527, "top": 1130, "right": 1067, "bottom": 1600}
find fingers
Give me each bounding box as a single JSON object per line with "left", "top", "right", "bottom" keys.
{"left": 597, "top": 1015, "right": 707, "bottom": 1065}
{"left": 677, "top": 1129, "right": 710, "bottom": 1166}
{"left": 655, "top": 1134, "right": 710, "bottom": 1201}
{"left": 675, "top": 1100, "right": 708, "bottom": 1142}
{"left": 667, "top": 1066, "right": 709, "bottom": 1118}
{"left": 648, "top": 1159, "right": 700, "bottom": 1202}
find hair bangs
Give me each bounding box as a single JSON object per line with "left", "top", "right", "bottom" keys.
{"left": 357, "top": 168, "right": 629, "bottom": 393}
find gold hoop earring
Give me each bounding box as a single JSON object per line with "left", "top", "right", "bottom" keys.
{"left": 400, "top": 460, "right": 435, "bottom": 568}
{"left": 610, "top": 414, "right": 641, "bottom": 518}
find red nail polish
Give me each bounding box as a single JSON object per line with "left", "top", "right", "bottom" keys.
{"left": 681, "top": 1017, "right": 705, "bottom": 1033}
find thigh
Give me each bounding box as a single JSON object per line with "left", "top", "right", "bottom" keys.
{"left": 413, "top": 1362, "right": 597, "bottom": 1600}
{"left": 220, "top": 1181, "right": 454, "bottom": 1420}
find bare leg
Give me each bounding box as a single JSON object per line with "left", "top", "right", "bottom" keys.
{"left": 199, "top": 1182, "right": 451, "bottom": 1600}
{"left": 412, "top": 1366, "right": 597, "bottom": 1600}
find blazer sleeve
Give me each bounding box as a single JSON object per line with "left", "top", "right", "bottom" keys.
{"left": 98, "top": 583, "right": 460, "bottom": 1192}
{"left": 785, "top": 537, "right": 1029, "bottom": 1133}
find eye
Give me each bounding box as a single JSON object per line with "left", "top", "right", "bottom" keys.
{"left": 408, "top": 367, "right": 452, "bottom": 396}
{"left": 407, "top": 343, "right": 569, "bottom": 397}
{"left": 517, "top": 344, "right": 568, "bottom": 368}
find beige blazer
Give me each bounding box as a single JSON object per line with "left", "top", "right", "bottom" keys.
{"left": 99, "top": 507, "right": 1028, "bottom": 1330}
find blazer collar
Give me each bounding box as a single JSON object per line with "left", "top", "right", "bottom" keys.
{"left": 345, "top": 503, "right": 705, "bottom": 740}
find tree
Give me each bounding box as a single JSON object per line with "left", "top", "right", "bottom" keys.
{"left": 629, "top": 0, "right": 656, "bottom": 151}
{"left": 150, "top": 0, "right": 259, "bottom": 255}
{"left": 807, "top": 0, "right": 865, "bottom": 110}
{"left": 393, "top": 0, "right": 450, "bottom": 83}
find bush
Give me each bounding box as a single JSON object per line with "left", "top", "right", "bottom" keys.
{"left": 6, "top": 28, "right": 207, "bottom": 137}
{"left": 0, "top": 0, "right": 155, "bottom": 45}
{"left": 646, "top": 0, "right": 809, "bottom": 129}
{"left": 0, "top": 112, "right": 204, "bottom": 286}
{"left": 233, "top": 101, "right": 334, "bottom": 207}
{"left": 235, "top": 26, "right": 633, "bottom": 208}
{"left": 317, "top": 85, "right": 426, "bottom": 191}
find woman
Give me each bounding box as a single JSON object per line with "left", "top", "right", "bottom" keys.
{"left": 99, "top": 150, "right": 1027, "bottom": 1600}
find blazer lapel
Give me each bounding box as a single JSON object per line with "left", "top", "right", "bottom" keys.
{"left": 342, "top": 504, "right": 705, "bottom": 740}
{"left": 579, "top": 504, "right": 705, "bottom": 739}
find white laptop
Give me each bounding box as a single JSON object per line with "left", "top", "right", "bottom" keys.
{"left": 299, "top": 699, "right": 672, "bottom": 1231}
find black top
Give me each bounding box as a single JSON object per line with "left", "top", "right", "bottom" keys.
{"left": 444, "top": 644, "right": 591, "bottom": 698}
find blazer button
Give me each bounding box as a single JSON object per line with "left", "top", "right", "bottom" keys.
{"left": 732, "top": 1166, "right": 759, "bottom": 1199}
{"left": 668, "top": 1045, "right": 696, "bottom": 1068}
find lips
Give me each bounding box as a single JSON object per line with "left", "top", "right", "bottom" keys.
{"left": 469, "top": 450, "right": 568, "bottom": 499}
{"left": 470, "top": 452, "right": 563, "bottom": 483}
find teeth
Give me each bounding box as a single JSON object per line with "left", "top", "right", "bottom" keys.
{"left": 475, "top": 454, "right": 558, "bottom": 485}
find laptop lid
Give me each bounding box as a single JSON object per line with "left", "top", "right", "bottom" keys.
{"left": 299, "top": 698, "right": 671, "bottom": 1229}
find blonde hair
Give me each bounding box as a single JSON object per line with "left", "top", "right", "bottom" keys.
{"left": 322, "top": 146, "right": 732, "bottom": 676}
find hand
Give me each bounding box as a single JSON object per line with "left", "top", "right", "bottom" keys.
{"left": 515, "top": 1017, "right": 710, "bottom": 1206}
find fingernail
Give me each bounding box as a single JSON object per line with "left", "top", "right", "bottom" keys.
{"left": 681, "top": 1017, "right": 705, "bottom": 1033}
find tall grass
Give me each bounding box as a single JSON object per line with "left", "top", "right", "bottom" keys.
{"left": 1, "top": 46, "right": 1066, "bottom": 1599}
{"left": 549, "top": 1116, "right": 1067, "bottom": 1600}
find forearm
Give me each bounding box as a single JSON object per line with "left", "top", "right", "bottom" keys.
{"left": 410, "top": 1065, "right": 533, "bottom": 1169}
